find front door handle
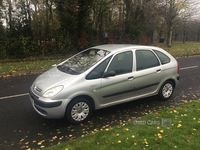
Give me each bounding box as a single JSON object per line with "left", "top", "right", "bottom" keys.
{"left": 128, "top": 76, "right": 134, "bottom": 81}
{"left": 157, "top": 69, "right": 161, "bottom": 73}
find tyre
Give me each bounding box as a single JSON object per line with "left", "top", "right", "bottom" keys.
{"left": 158, "top": 81, "right": 174, "bottom": 100}
{"left": 66, "top": 97, "right": 93, "bottom": 124}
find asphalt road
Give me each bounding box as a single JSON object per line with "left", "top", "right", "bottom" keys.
{"left": 0, "top": 56, "right": 200, "bottom": 150}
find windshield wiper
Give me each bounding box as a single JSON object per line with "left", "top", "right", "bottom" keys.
{"left": 57, "top": 65, "right": 79, "bottom": 75}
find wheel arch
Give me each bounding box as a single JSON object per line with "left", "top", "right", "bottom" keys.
{"left": 165, "top": 79, "right": 176, "bottom": 88}
{"left": 66, "top": 95, "right": 95, "bottom": 113}
{"left": 158, "top": 79, "right": 175, "bottom": 100}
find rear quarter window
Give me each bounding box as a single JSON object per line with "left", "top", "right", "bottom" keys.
{"left": 153, "top": 50, "right": 171, "bottom": 65}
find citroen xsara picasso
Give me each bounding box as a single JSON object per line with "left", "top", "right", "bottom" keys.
{"left": 29, "top": 44, "right": 180, "bottom": 124}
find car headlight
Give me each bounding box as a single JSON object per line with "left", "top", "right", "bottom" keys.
{"left": 43, "top": 86, "right": 63, "bottom": 98}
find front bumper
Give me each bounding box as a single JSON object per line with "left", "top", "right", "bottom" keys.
{"left": 29, "top": 90, "right": 68, "bottom": 119}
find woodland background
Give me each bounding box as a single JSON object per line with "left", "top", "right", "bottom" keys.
{"left": 0, "top": 0, "right": 200, "bottom": 59}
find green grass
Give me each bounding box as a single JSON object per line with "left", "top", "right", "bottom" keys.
{"left": 0, "top": 59, "right": 65, "bottom": 73}
{"left": 151, "top": 42, "right": 200, "bottom": 57}
{"left": 44, "top": 100, "right": 200, "bottom": 150}
{"left": 0, "top": 42, "right": 200, "bottom": 74}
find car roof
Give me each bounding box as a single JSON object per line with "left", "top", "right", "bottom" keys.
{"left": 91, "top": 44, "right": 162, "bottom": 53}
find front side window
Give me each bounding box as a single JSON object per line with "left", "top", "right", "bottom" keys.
{"left": 57, "top": 49, "right": 110, "bottom": 75}
{"left": 107, "top": 51, "right": 133, "bottom": 75}
{"left": 86, "top": 56, "right": 112, "bottom": 80}
{"left": 153, "top": 50, "right": 171, "bottom": 64}
{"left": 136, "top": 50, "right": 160, "bottom": 71}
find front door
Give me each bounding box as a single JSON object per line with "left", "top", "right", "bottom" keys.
{"left": 101, "top": 51, "right": 134, "bottom": 105}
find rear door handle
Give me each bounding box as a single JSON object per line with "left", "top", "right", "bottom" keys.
{"left": 128, "top": 76, "right": 134, "bottom": 80}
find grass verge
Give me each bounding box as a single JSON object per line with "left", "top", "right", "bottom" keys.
{"left": 0, "top": 59, "right": 65, "bottom": 73}
{"left": 0, "top": 42, "right": 200, "bottom": 74}
{"left": 43, "top": 100, "right": 200, "bottom": 150}
{"left": 152, "top": 42, "right": 200, "bottom": 57}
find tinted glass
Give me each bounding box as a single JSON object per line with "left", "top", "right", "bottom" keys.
{"left": 86, "top": 56, "right": 112, "bottom": 80}
{"left": 153, "top": 50, "right": 170, "bottom": 64}
{"left": 136, "top": 50, "right": 160, "bottom": 71}
{"left": 107, "top": 51, "right": 133, "bottom": 75}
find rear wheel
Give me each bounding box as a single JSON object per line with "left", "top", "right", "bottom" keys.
{"left": 158, "top": 81, "right": 174, "bottom": 100}
{"left": 66, "top": 97, "right": 93, "bottom": 124}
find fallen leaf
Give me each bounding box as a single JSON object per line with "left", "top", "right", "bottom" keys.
{"left": 177, "top": 124, "right": 182, "bottom": 128}
{"left": 125, "top": 128, "right": 129, "bottom": 131}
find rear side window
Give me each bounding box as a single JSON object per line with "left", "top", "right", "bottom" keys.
{"left": 136, "top": 50, "right": 160, "bottom": 71}
{"left": 153, "top": 50, "right": 170, "bottom": 65}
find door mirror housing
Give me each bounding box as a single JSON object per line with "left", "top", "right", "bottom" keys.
{"left": 103, "top": 71, "right": 116, "bottom": 78}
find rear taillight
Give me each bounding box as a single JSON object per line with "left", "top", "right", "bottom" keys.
{"left": 177, "top": 63, "right": 180, "bottom": 74}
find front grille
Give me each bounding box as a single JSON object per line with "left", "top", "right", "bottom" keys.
{"left": 29, "top": 90, "right": 39, "bottom": 100}
{"left": 35, "top": 86, "right": 42, "bottom": 92}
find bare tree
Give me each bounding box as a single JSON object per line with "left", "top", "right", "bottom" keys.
{"left": 161, "top": 0, "right": 189, "bottom": 47}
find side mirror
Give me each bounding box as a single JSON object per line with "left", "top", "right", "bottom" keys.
{"left": 103, "top": 71, "right": 116, "bottom": 78}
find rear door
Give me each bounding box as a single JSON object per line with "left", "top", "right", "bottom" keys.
{"left": 132, "top": 49, "right": 163, "bottom": 97}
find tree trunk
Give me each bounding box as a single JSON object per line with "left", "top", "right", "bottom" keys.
{"left": 99, "top": 10, "right": 103, "bottom": 44}
{"left": 167, "top": 29, "right": 172, "bottom": 47}
{"left": 7, "top": 0, "right": 12, "bottom": 31}
{"left": 186, "top": 31, "right": 188, "bottom": 42}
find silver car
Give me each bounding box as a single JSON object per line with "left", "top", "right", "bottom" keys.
{"left": 29, "top": 44, "right": 180, "bottom": 124}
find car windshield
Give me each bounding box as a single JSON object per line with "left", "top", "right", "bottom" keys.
{"left": 57, "top": 49, "right": 110, "bottom": 74}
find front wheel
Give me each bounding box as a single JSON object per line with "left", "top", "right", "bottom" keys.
{"left": 158, "top": 81, "right": 174, "bottom": 100}
{"left": 66, "top": 97, "right": 93, "bottom": 124}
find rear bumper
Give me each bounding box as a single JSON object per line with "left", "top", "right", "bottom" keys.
{"left": 177, "top": 75, "right": 180, "bottom": 81}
